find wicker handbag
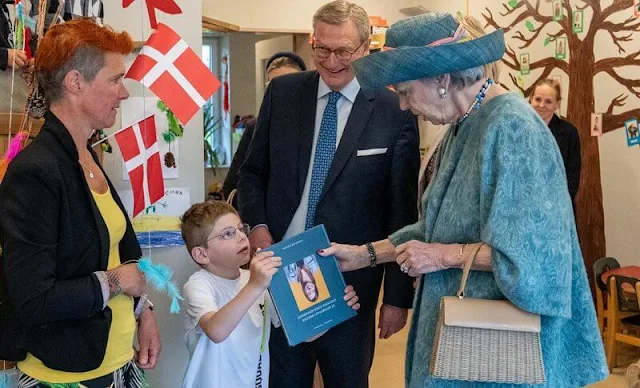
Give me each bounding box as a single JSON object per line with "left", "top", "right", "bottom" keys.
{"left": 430, "top": 243, "right": 546, "bottom": 384}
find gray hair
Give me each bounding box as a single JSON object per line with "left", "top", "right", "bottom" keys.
{"left": 448, "top": 66, "right": 486, "bottom": 88}
{"left": 313, "top": 0, "right": 370, "bottom": 43}
{"left": 37, "top": 45, "right": 106, "bottom": 104}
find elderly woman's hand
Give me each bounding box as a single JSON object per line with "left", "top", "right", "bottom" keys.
{"left": 318, "top": 243, "right": 369, "bottom": 272}
{"left": 395, "top": 241, "right": 456, "bottom": 277}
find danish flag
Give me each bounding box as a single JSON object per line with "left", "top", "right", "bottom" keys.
{"left": 126, "top": 23, "right": 221, "bottom": 125}
{"left": 115, "top": 115, "right": 165, "bottom": 217}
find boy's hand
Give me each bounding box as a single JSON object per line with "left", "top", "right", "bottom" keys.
{"left": 344, "top": 285, "right": 360, "bottom": 311}
{"left": 248, "top": 250, "right": 281, "bottom": 289}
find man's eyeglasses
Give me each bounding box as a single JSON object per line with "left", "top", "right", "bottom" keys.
{"left": 312, "top": 40, "right": 366, "bottom": 61}
{"left": 201, "top": 223, "right": 251, "bottom": 245}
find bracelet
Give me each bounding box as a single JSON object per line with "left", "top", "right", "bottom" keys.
{"left": 366, "top": 242, "right": 377, "bottom": 268}
{"left": 458, "top": 243, "right": 468, "bottom": 269}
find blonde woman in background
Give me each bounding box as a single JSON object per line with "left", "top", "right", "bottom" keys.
{"left": 529, "top": 78, "right": 581, "bottom": 211}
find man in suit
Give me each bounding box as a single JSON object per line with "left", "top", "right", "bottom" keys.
{"left": 238, "top": 1, "right": 419, "bottom": 387}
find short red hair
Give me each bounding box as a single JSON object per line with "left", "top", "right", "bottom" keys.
{"left": 35, "top": 19, "right": 134, "bottom": 103}
{"left": 36, "top": 19, "right": 133, "bottom": 73}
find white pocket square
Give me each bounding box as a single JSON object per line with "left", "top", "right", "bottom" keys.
{"left": 357, "top": 148, "right": 388, "bottom": 157}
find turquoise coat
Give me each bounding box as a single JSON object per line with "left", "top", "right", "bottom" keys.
{"left": 390, "top": 93, "right": 608, "bottom": 388}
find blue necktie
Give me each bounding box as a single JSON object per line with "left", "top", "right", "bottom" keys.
{"left": 305, "top": 91, "right": 341, "bottom": 230}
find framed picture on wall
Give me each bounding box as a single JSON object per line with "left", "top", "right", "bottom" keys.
{"left": 519, "top": 53, "right": 530, "bottom": 75}
{"left": 625, "top": 118, "right": 639, "bottom": 146}
{"left": 555, "top": 37, "right": 567, "bottom": 59}
{"left": 573, "top": 10, "right": 584, "bottom": 33}
{"left": 591, "top": 113, "right": 602, "bottom": 137}
{"left": 634, "top": 0, "right": 640, "bottom": 18}
{"left": 552, "top": 0, "right": 563, "bottom": 21}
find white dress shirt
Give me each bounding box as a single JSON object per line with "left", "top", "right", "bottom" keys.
{"left": 283, "top": 77, "right": 361, "bottom": 239}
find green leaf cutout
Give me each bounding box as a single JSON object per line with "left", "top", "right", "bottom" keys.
{"left": 544, "top": 36, "right": 551, "bottom": 46}
{"left": 508, "top": 0, "right": 519, "bottom": 8}
{"left": 525, "top": 20, "right": 535, "bottom": 32}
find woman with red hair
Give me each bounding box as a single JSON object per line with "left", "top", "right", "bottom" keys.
{"left": 0, "top": 19, "right": 161, "bottom": 387}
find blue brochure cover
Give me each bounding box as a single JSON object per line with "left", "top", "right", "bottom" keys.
{"left": 267, "top": 225, "right": 356, "bottom": 346}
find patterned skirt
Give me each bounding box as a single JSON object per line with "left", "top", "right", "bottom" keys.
{"left": 17, "top": 361, "right": 149, "bottom": 388}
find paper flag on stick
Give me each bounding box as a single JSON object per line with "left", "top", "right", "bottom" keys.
{"left": 126, "top": 23, "right": 220, "bottom": 125}
{"left": 122, "top": 0, "right": 182, "bottom": 30}
{"left": 114, "top": 115, "right": 165, "bottom": 217}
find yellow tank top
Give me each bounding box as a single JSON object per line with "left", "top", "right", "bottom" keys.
{"left": 19, "top": 187, "right": 136, "bottom": 383}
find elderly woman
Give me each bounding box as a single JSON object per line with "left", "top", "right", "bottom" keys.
{"left": 0, "top": 20, "right": 160, "bottom": 387}
{"left": 321, "top": 13, "right": 607, "bottom": 387}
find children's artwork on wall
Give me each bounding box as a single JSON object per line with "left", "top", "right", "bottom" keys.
{"left": 591, "top": 113, "right": 602, "bottom": 137}
{"left": 552, "top": 0, "right": 563, "bottom": 21}
{"left": 120, "top": 187, "right": 191, "bottom": 248}
{"left": 555, "top": 36, "right": 567, "bottom": 59}
{"left": 573, "top": 10, "right": 583, "bottom": 33}
{"left": 625, "top": 118, "right": 639, "bottom": 147}
{"left": 121, "top": 97, "right": 180, "bottom": 180}
{"left": 519, "top": 52, "right": 530, "bottom": 75}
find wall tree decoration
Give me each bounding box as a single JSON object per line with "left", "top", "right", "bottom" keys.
{"left": 483, "top": 0, "right": 640, "bottom": 282}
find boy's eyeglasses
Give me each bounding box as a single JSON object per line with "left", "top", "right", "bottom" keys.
{"left": 201, "top": 223, "right": 251, "bottom": 245}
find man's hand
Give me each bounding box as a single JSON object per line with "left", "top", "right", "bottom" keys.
{"left": 135, "top": 308, "right": 161, "bottom": 369}
{"left": 7, "top": 49, "right": 27, "bottom": 68}
{"left": 378, "top": 304, "right": 408, "bottom": 339}
{"left": 248, "top": 226, "right": 273, "bottom": 252}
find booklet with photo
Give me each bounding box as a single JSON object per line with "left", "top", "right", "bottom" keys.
{"left": 267, "top": 225, "right": 357, "bottom": 346}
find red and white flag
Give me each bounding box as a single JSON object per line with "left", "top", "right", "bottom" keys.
{"left": 126, "top": 23, "right": 221, "bottom": 125}
{"left": 115, "top": 115, "right": 165, "bottom": 217}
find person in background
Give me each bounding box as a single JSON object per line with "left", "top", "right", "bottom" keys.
{"left": 529, "top": 78, "right": 581, "bottom": 210}
{"left": 222, "top": 51, "right": 307, "bottom": 207}
{"left": 0, "top": 1, "right": 27, "bottom": 71}
{"left": 321, "top": 12, "right": 607, "bottom": 387}
{"left": 0, "top": 19, "right": 160, "bottom": 388}
{"left": 238, "top": 1, "right": 420, "bottom": 386}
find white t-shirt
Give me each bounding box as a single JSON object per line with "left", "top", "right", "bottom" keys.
{"left": 182, "top": 269, "right": 276, "bottom": 388}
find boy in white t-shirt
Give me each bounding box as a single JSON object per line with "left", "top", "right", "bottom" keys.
{"left": 180, "top": 201, "right": 360, "bottom": 388}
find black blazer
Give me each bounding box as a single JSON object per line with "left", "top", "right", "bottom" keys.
{"left": 238, "top": 71, "right": 420, "bottom": 311}
{"left": 548, "top": 114, "right": 581, "bottom": 204}
{"left": 223, "top": 117, "right": 256, "bottom": 207}
{"left": 0, "top": 112, "right": 142, "bottom": 371}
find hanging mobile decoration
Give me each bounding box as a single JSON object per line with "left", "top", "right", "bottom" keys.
{"left": 157, "top": 100, "right": 182, "bottom": 168}
{"left": 137, "top": 257, "right": 183, "bottom": 313}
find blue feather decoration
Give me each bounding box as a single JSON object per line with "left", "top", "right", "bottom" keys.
{"left": 16, "top": 2, "right": 36, "bottom": 33}
{"left": 0, "top": 370, "right": 8, "bottom": 388}
{"left": 138, "top": 257, "right": 183, "bottom": 314}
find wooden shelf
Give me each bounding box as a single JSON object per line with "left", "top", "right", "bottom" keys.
{"left": 202, "top": 16, "right": 240, "bottom": 33}
{"left": 0, "top": 112, "right": 43, "bottom": 137}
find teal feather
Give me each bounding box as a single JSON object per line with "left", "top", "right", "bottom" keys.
{"left": 0, "top": 370, "right": 7, "bottom": 388}
{"left": 137, "top": 257, "right": 183, "bottom": 313}
{"left": 16, "top": 3, "right": 36, "bottom": 33}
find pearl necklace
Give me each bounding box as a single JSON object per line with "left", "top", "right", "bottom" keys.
{"left": 454, "top": 78, "right": 494, "bottom": 134}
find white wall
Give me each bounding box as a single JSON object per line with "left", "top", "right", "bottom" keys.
{"left": 102, "top": 1, "right": 204, "bottom": 387}
{"left": 203, "top": 0, "right": 418, "bottom": 32}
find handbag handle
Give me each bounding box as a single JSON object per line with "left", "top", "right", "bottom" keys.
{"left": 456, "top": 243, "right": 485, "bottom": 299}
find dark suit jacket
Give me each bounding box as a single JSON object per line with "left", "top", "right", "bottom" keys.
{"left": 223, "top": 117, "right": 256, "bottom": 206}
{"left": 238, "top": 71, "right": 420, "bottom": 311}
{"left": 0, "top": 112, "right": 142, "bottom": 371}
{"left": 548, "top": 114, "right": 581, "bottom": 204}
